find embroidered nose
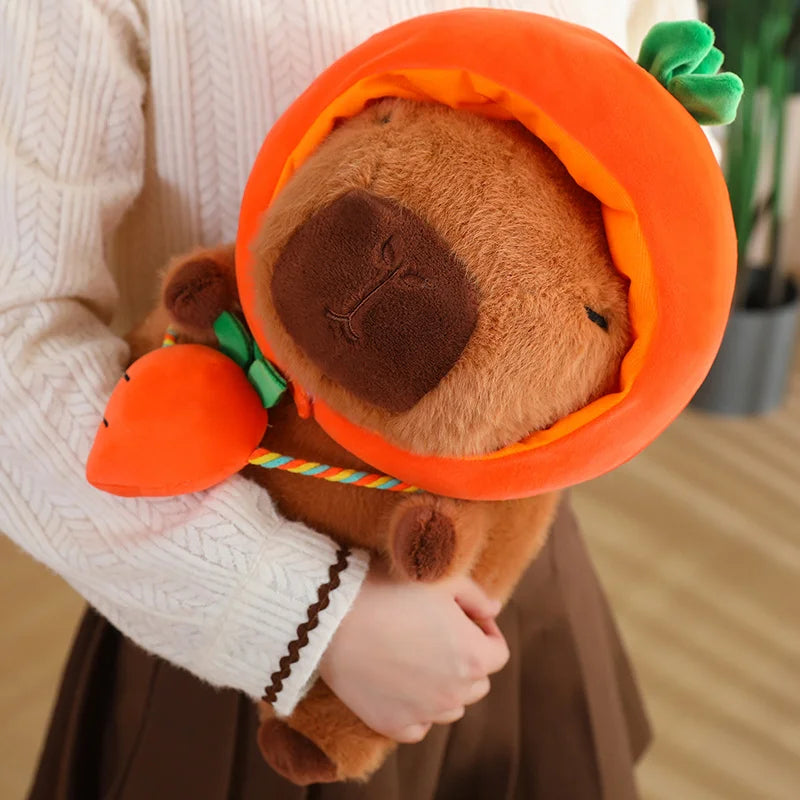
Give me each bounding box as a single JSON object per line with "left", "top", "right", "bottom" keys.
{"left": 271, "top": 189, "right": 478, "bottom": 412}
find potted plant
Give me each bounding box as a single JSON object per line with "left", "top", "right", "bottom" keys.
{"left": 693, "top": 0, "right": 800, "bottom": 414}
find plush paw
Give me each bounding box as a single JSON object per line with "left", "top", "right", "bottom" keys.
{"left": 164, "top": 257, "right": 234, "bottom": 330}
{"left": 258, "top": 716, "right": 338, "bottom": 785}
{"left": 257, "top": 682, "right": 397, "bottom": 785}
{"left": 392, "top": 503, "right": 456, "bottom": 581}
{"left": 160, "top": 245, "right": 237, "bottom": 337}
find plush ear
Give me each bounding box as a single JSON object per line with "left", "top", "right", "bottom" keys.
{"left": 162, "top": 244, "right": 238, "bottom": 334}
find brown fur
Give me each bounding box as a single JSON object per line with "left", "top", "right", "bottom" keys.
{"left": 128, "top": 99, "right": 630, "bottom": 784}
{"left": 253, "top": 99, "right": 631, "bottom": 457}
{"left": 271, "top": 188, "right": 479, "bottom": 413}
{"left": 258, "top": 704, "right": 338, "bottom": 784}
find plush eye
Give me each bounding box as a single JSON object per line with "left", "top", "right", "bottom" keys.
{"left": 584, "top": 305, "right": 609, "bottom": 330}
{"left": 365, "top": 97, "right": 395, "bottom": 124}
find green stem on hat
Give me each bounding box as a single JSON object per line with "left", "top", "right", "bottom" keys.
{"left": 638, "top": 20, "right": 744, "bottom": 126}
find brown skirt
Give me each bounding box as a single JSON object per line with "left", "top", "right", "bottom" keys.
{"left": 28, "top": 500, "right": 650, "bottom": 800}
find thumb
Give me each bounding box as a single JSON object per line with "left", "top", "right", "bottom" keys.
{"left": 452, "top": 577, "right": 501, "bottom": 622}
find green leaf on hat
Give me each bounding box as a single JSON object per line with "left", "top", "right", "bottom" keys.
{"left": 669, "top": 71, "right": 746, "bottom": 125}
{"left": 638, "top": 20, "right": 744, "bottom": 125}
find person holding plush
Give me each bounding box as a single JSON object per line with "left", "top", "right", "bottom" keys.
{"left": 1, "top": 1, "right": 706, "bottom": 798}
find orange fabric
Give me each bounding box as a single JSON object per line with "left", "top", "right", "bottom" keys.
{"left": 236, "top": 9, "right": 736, "bottom": 500}
{"left": 87, "top": 345, "right": 268, "bottom": 497}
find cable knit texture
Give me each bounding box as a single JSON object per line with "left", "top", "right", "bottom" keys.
{"left": 0, "top": 0, "right": 698, "bottom": 716}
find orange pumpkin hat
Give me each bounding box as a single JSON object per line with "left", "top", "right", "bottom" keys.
{"left": 87, "top": 11, "right": 742, "bottom": 500}
{"left": 235, "top": 10, "right": 741, "bottom": 501}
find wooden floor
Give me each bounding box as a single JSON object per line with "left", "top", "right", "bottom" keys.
{"left": 0, "top": 542, "right": 83, "bottom": 800}
{"left": 2, "top": 371, "right": 799, "bottom": 799}
{"left": 573, "top": 366, "right": 800, "bottom": 800}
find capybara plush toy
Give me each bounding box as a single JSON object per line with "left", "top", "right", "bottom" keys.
{"left": 123, "top": 97, "right": 632, "bottom": 784}
{"left": 91, "top": 10, "right": 741, "bottom": 789}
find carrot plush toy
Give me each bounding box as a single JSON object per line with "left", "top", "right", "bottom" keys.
{"left": 87, "top": 10, "right": 742, "bottom": 787}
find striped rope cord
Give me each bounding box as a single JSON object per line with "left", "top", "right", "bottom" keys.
{"left": 248, "top": 448, "right": 422, "bottom": 493}
{"left": 161, "top": 326, "right": 421, "bottom": 493}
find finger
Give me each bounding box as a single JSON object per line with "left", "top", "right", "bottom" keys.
{"left": 472, "top": 615, "right": 503, "bottom": 637}
{"left": 463, "top": 677, "right": 491, "bottom": 706}
{"left": 430, "top": 706, "right": 465, "bottom": 725}
{"left": 465, "top": 623, "right": 510, "bottom": 676}
{"left": 453, "top": 578, "right": 501, "bottom": 621}
{"left": 393, "top": 722, "right": 432, "bottom": 744}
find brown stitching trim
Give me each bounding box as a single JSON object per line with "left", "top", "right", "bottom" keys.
{"left": 262, "top": 544, "right": 351, "bottom": 703}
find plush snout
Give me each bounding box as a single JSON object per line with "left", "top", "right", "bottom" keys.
{"left": 271, "top": 189, "right": 478, "bottom": 413}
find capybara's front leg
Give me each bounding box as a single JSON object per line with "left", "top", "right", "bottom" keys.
{"left": 387, "top": 495, "right": 487, "bottom": 582}
{"left": 257, "top": 680, "right": 395, "bottom": 785}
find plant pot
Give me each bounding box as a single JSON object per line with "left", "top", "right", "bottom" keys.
{"left": 691, "top": 275, "right": 799, "bottom": 415}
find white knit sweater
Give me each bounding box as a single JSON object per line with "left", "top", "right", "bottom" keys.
{"left": 0, "top": 0, "right": 698, "bottom": 716}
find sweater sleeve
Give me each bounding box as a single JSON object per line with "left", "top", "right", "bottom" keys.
{"left": 0, "top": 0, "right": 368, "bottom": 717}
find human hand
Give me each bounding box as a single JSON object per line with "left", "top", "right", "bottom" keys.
{"left": 318, "top": 565, "right": 509, "bottom": 743}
